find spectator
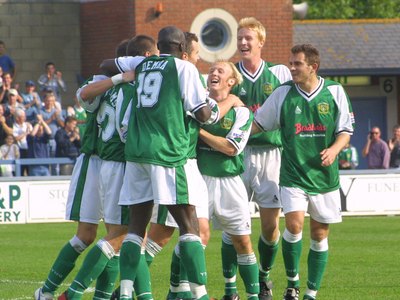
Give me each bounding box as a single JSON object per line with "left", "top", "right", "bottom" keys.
{"left": 388, "top": 124, "right": 400, "bottom": 168}
{"left": 0, "top": 72, "right": 22, "bottom": 104}
{"left": 21, "top": 80, "right": 42, "bottom": 123}
{"left": 0, "top": 134, "right": 19, "bottom": 176}
{"left": 55, "top": 116, "right": 80, "bottom": 175}
{"left": 66, "top": 96, "right": 87, "bottom": 137}
{"left": 40, "top": 92, "right": 64, "bottom": 174}
{"left": 0, "top": 41, "right": 16, "bottom": 77}
{"left": 27, "top": 114, "right": 52, "bottom": 176}
{"left": 4, "top": 88, "right": 24, "bottom": 125}
{"left": 338, "top": 142, "right": 359, "bottom": 170}
{"left": 0, "top": 104, "right": 13, "bottom": 144}
{"left": 12, "top": 109, "right": 32, "bottom": 175}
{"left": 38, "top": 62, "right": 66, "bottom": 105}
{"left": 0, "top": 66, "right": 3, "bottom": 88}
{"left": 362, "top": 126, "right": 390, "bottom": 169}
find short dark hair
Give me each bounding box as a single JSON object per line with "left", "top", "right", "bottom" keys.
{"left": 115, "top": 39, "right": 129, "bottom": 57}
{"left": 127, "top": 35, "right": 156, "bottom": 56}
{"left": 184, "top": 32, "right": 198, "bottom": 55}
{"left": 291, "top": 44, "right": 320, "bottom": 68}
{"left": 65, "top": 116, "right": 77, "bottom": 124}
{"left": 157, "top": 26, "right": 185, "bottom": 58}
{"left": 45, "top": 62, "right": 55, "bottom": 68}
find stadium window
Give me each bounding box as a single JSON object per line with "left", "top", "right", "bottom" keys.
{"left": 190, "top": 8, "right": 237, "bottom": 63}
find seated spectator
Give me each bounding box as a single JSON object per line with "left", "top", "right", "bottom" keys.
{"left": 4, "top": 88, "right": 24, "bottom": 124}
{"left": 0, "top": 104, "right": 13, "bottom": 144}
{"left": 0, "top": 134, "right": 20, "bottom": 176}
{"left": 55, "top": 116, "right": 80, "bottom": 175}
{"left": 338, "top": 142, "right": 359, "bottom": 170}
{"left": 27, "top": 114, "right": 52, "bottom": 176}
{"left": 40, "top": 92, "right": 64, "bottom": 174}
{"left": 13, "top": 109, "right": 32, "bottom": 176}
{"left": 21, "top": 80, "right": 42, "bottom": 123}
{"left": 388, "top": 124, "right": 400, "bottom": 168}
{"left": 0, "top": 66, "right": 3, "bottom": 88}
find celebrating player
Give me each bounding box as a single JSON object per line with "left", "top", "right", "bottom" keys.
{"left": 228, "top": 17, "right": 292, "bottom": 300}
{"left": 198, "top": 60, "right": 259, "bottom": 300}
{"left": 252, "top": 44, "right": 354, "bottom": 300}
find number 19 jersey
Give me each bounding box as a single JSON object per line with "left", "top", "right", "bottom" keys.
{"left": 124, "top": 55, "right": 209, "bottom": 167}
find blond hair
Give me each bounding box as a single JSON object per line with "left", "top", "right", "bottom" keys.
{"left": 238, "top": 17, "right": 266, "bottom": 44}
{"left": 214, "top": 60, "right": 243, "bottom": 86}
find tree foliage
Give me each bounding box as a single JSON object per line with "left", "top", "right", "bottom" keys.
{"left": 293, "top": 0, "right": 400, "bottom": 19}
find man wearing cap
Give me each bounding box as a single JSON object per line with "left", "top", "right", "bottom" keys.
{"left": 21, "top": 80, "right": 42, "bottom": 123}
{"left": 4, "top": 88, "right": 24, "bottom": 124}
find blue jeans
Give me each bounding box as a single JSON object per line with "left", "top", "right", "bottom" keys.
{"left": 29, "top": 165, "right": 50, "bottom": 176}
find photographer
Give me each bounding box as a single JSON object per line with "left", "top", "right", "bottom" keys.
{"left": 362, "top": 126, "right": 390, "bottom": 169}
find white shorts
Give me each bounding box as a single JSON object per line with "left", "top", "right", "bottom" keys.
{"left": 119, "top": 161, "right": 196, "bottom": 206}
{"left": 280, "top": 186, "right": 342, "bottom": 224}
{"left": 150, "top": 159, "right": 209, "bottom": 227}
{"left": 66, "top": 155, "right": 128, "bottom": 225}
{"left": 204, "top": 175, "right": 251, "bottom": 236}
{"left": 242, "top": 146, "right": 282, "bottom": 208}
{"left": 99, "top": 160, "right": 128, "bottom": 225}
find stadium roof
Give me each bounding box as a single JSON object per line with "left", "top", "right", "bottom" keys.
{"left": 293, "top": 19, "right": 400, "bottom": 76}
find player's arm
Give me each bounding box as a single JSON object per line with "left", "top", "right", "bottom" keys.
{"left": 100, "top": 56, "right": 145, "bottom": 76}
{"left": 199, "top": 128, "right": 237, "bottom": 156}
{"left": 79, "top": 72, "right": 135, "bottom": 101}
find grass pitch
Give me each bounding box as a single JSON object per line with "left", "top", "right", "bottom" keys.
{"left": 0, "top": 215, "right": 399, "bottom": 299}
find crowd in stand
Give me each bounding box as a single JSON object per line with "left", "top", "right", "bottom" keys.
{"left": 0, "top": 40, "right": 86, "bottom": 177}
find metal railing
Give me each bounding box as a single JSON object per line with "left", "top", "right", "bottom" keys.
{"left": 0, "top": 158, "right": 75, "bottom": 177}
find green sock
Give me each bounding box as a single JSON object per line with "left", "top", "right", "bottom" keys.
{"left": 258, "top": 235, "right": 279, "bottom": 282}
{"left": 167, "top": 248, "right": 181, "bottom": 299}
{"left": 42, "top": 241, "right": 81, "bottom": 294}
{"left": 237, "top": 253, "right": 260, "bottom": 299}
{"left": 68, "top": 240, "right": 114, "bottom": 299}
{"left": 282, "top": 237, "right": 302, "bottom": 288}
{"left": 221, "top": 238, "right": 238, "bottom": 295}
{"left": 179, "top": 235, "right": 208, "bottom": 299}
{"left": 120, "top": 235, "right": 143, "bottom": 300}
{"left": 134, "top": 254, "right": 153, "bottom": 300}
{"left": 307, "top": 249, "right": 328, "bottom": 292}
{"left": 176, "top": 260, "right": 192, "bottom": 299}
{"left": 94, "top": 255, "right": 119, "bottom": 299}
{"left": 145, "top": 250, "right": 154, "bottom": 266}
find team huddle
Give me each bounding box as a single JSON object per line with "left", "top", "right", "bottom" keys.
{"left": 34, "top": 17, "right": 355, "bottom": 300}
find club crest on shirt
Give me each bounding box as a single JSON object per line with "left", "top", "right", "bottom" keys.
{"left": 263, "top": 82, "right": 273, "bottom": 95}
{"left": 220, "top": 117, "right": 233, "bottom": 129}
{"left": 317, "top": 102, "right": 329, "bottom": 115}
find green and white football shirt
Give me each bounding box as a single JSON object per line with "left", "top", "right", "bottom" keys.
{"left": 197, "top": 106, "right": 253, "bottom": 177}
{"left": 231, "top": 60, "right": 292, "bottom": 147}
{"left": 121, "top": 55, "right": 212, "bottom": 167}
{"left": 254, "top": 77, "right": 355, "bottom": 194}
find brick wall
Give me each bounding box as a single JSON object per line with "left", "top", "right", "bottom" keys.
{"left": 80, "top": 0, "right": 293, "bottom": 75}
{"left": 0, "top": 1, "right": 80, "bottom": 107}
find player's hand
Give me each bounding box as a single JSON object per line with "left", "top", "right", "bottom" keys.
{"left": 227, "top": 94, "right": 245, "bottom": 107}
{"left": 122, "top": 71, "right": 135, "bottom": 82}
{"left": 320, "top": 147, "right": 338, "bottom": 167}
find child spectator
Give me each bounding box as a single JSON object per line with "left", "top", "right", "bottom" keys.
{"left": 0, "top": 134, "right": 20, "bottom": 176}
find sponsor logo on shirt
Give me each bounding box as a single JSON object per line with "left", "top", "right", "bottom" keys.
{"left": 248, "top": 103, "right": 261, "bottom": 113}
{"left": 294, "top": 123, "right": 326, "bottom": 135}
